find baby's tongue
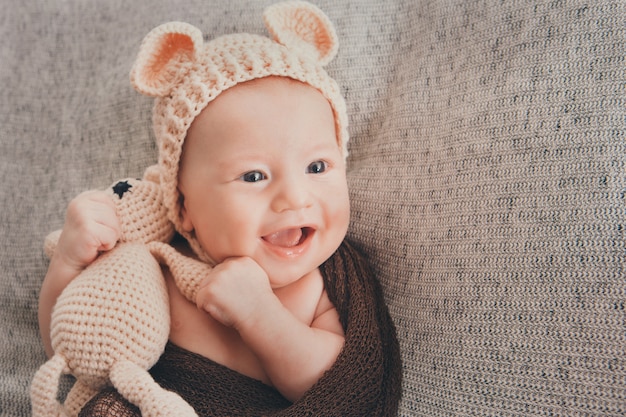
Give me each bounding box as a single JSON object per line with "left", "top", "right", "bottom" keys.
{"left": 264, "top": 228, "right": 303, "bottom": 248}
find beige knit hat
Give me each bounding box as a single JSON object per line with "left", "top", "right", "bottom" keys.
{"left": 130, "top": 1, "right": 348, "bottom": 262}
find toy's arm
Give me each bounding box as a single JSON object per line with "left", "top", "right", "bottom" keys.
{"left": 147, "top": 242, "right": 212, "bottom": 303}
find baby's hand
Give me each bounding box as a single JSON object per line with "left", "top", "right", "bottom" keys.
{"left": 195, "top": 257, "right": 275, "bottom": 329}
{"left": 55, "top": 190, "right": 121, "bottom": 272}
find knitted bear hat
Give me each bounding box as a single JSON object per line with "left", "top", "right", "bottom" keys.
{"left": 130, "top": 1, "right": 348, "bottom": 262}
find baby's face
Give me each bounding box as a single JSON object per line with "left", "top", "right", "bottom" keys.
{"left": 178, "top": 77, "right": 350, "bottom": 288}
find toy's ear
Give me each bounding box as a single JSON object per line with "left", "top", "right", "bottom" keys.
{"left": 130, "top": 22, "right": 204, "bottom": 97}
{"left": 43, "top": 229, "right": 62, "bottom": 259}
{"left": 142, "top": 164, "right": 162, "bottom": 184}
{"left": 263, "top": 1, "right": 338, "bottom": 66}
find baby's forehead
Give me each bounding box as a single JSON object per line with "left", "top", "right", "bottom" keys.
{"left": 181, "top": 79, "right": 340, "bottom": 164}
{"left": 188, "top": 76, "right": 336, "bottom": 137}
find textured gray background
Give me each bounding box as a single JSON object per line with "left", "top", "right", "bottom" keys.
{"left": 1, "top": 0, "right": 624, "bottom": 415}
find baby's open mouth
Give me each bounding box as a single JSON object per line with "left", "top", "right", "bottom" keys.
{"left": 262, "top": 227, "right": 313, "bottom": 248}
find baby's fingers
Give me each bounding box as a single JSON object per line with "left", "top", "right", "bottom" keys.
{"left": 71, "top": 190, "right": 120, "bottom": 230}
{"left": 61, "top": 190, "right": 121, "bottom": 264}
{"left": 195, "top": 257, "right": 272, "bottom": 328}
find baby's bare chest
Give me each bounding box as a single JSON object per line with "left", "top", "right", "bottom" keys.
{"left": 163, "top": 268, "right": 325, "bottom": 384}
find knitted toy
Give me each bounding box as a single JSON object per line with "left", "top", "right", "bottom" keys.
{"left": 30, "top": 172, "right": 210, "bottom": 417}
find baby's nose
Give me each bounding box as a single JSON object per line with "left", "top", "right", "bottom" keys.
{"left": 271, "top": 177, "right": 313, "bottom": 212}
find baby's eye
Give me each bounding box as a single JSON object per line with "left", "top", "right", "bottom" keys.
{"left": 240, "top": 171, "right": 266, "bottom": 183}
{"left": 307, "top": 161, "right": 327, "bottom": 174}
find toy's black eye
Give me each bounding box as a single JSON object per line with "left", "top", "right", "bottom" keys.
{"left": 241, "top": 171, "right": 266, "bottom": 183}
{"left": 307, "top": 161, "right": 327, "bottom": 174}
{"left": 112, "top": 180, "right": 133, "bottom": 198}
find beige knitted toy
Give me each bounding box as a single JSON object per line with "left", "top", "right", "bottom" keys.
{"left": 30, "top": 172, "right": 207, "bottom": 417}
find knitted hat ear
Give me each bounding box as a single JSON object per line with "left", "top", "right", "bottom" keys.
{"left": 131, "top": 22, "right": 204, "bottom": 97}
{"left": 263, "top": 1, "right": 338, "bottom": 66}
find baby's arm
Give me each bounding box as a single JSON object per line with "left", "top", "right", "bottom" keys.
{"left": 38, "top": 190, "right": 121, "bottom": 357}
{"left": 238, "top": 289, "right": 344, "bottom": 402}
{"left": 195, "top": 257, "right": 345, "bottom": 402}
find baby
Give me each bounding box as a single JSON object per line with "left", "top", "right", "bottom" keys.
{"left": 169, "top": 75, "right": 349, "bottom": 397}
{"left": 39, "top": 2, "right": 401, "bottom": 415}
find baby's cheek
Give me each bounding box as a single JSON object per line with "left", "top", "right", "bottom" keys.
{"left": 328, "top": 196, "right": 351, "bottom": 237}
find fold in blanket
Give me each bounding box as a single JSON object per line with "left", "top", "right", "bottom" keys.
{"left": 79, "top": 240, "right": 402, "bottom": 416}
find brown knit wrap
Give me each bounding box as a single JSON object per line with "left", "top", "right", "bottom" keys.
{"left": 79, "top": 239, "right": 402, "bottom": 416}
